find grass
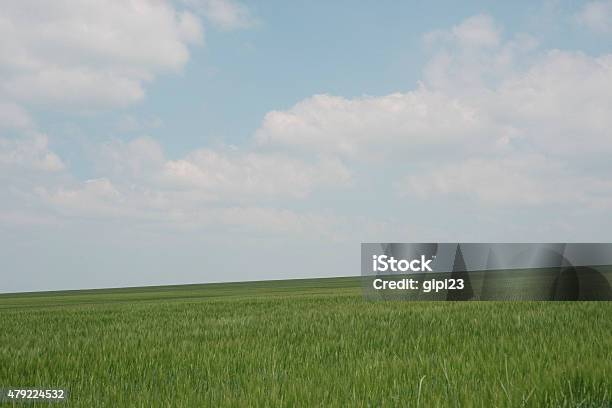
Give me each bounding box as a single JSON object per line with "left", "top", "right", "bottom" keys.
{"left": 0, "top": 277, "right": 611, "bottom": 407}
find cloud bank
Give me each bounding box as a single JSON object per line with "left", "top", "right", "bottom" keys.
{"left": 2, "top": 8, "right": 612, "bottom": 239}
{"left": 256, "top": 13, "right": 612, "bottom": 208}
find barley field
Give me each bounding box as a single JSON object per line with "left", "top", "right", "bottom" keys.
{"left": 0, "top": 277, "right": 610, "bottom": 407}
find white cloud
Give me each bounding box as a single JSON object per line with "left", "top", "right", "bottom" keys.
{"left": 161, "top": 149, "right": 350, "bottom": 198}
{"left": 0, "top": 132, "right": 68, "bottom": 228}
{"left": 257, "top": 49, "right": 612, "bottom": 160}
{"left": 41, "top": 178, "right": 128, "bottom": 218}
{"left": 185, "top": 0, "right": 257, "bottom": 30}
{"left": 425, "top": 14, "right": 501, "bottom": 49}
{"left": 95, "top": 137, "right": 166, "bottom": 182}
{"left": 0, "top": 0, "right": 266, "bottom": 231}
{"left": 0, "top": 0, "right": 203, "bottom": 109}
{"left": 495, "top": 50, "right": 612, "bottom": 156}
{"left": 397, "top": 155, "right": 612, "bottom": 207}
{"left": 93, "top": 137, "right": 351, "bottom": 200}
{"left": 255, "top": 14, "right": 612, "bottom": 207}
{"left": 4, "top": 12, "right": 612, "bottom": 239}
{"left": 20, "top": 132, "right": 351, "bottom": 236}
{"left": 39, "top": 178, "right": 347, "bottom": 238}
{"left": 0, "top": 134, "right": 65, "bottom": 172}
{"left": 576, "top": 1, "right": 612, "bottom": 33}
{"left": 0, "top": 102, "right": 33, "bottom": 130}
{"left": 256, "top": 91, "right": 492, "bottom": 159}
{"left": 4, "top": 68, "right": 148, "bottom": 109}
{"left": 1, "top": 132, "right": 351, "bottom": 231}
{"left": 452, "top": 14, "right": 501, "bottom": 48}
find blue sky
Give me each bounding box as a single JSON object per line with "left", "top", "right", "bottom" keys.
{"left": 2, "top": 0, "right": 612, "bottom": 292}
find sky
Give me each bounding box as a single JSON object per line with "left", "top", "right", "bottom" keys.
{"left": 2, "top": 0, "right": 612, "bottom": 293}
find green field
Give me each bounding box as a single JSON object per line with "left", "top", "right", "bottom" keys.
{"left": 1, "top": 277, "right": 611, "bottom": 407}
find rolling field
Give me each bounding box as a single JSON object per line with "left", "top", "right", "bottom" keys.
{"left": 1, "top": 277, "right": 611, "bottom": 407}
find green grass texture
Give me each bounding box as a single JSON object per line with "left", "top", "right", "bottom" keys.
{"left": 1, "top": 277, "right": 610, "bottom": 407}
